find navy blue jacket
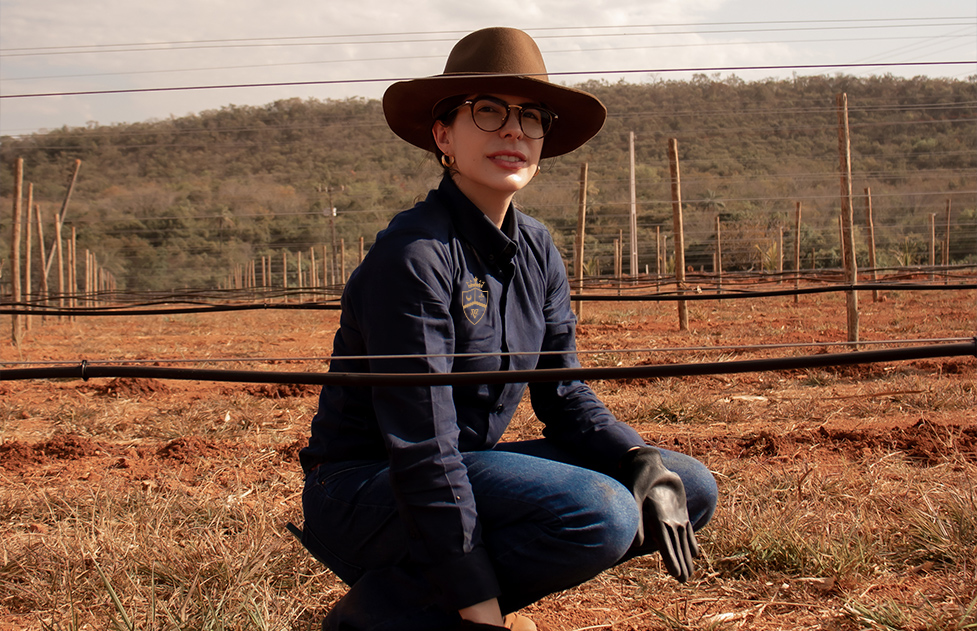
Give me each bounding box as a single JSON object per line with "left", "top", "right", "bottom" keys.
{"left": 300, "top": 176, "right": 645, "bottom": 608}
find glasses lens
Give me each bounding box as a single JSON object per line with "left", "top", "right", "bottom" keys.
{"left": 519, "top": 106, "right": 553, "bottom": 139}
{"left": 470, "top": 99, "right": 508, "bottom": 133}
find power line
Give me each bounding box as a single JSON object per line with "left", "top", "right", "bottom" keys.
{"left": 3, "top": 60, "right": 975, "bottom": 100}
{"left": 3, "top": 18, "right": 972, "bottom": 55}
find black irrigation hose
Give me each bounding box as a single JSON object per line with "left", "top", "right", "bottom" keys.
{"left": 0, "top": 300, "right": 343, "bottom": 316}
{"left": 576, "top": 282, "right": 977, "bottom": 301}
{"left": 3, "top": 340, "right": 974, "bottom": 386}
{"left": 1, "top": 283, "right": 975, "bottom": 316}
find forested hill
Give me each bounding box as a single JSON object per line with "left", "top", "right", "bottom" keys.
{"left": 2, "top": 73, "right": 975, "bottom": 292}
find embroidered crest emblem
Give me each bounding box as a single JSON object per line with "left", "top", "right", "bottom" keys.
{"left": 462, "top": 277, "right": 488, "bottom": 325}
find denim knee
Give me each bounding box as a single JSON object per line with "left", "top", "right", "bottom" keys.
{"left": 574, "top": 477, "right": 640, "bottom": 566}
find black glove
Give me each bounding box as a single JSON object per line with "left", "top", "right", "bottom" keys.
{"left": 619, "top": 447, "right": 700, "bottom": 582}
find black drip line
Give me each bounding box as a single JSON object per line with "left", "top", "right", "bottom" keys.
{"left": 2, "top": 282, "right": 975, "bottom": 317}
{"left": 3, "top": 340, "right": 974, "bottom": 386}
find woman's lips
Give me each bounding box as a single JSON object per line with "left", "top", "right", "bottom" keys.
{"left": 488, "top": 151, "right": 527, "bottom": 169}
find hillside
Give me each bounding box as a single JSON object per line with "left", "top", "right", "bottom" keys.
{"left": 2, "top": 73, "right": 975, "bottom": 293}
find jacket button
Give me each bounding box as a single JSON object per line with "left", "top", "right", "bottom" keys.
{"left": 494, "top": 404, "right": 504, "bottom": 413}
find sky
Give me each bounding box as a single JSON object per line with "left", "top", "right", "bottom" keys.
{"left": 0, "top": 0, "right": 974, "bottom": 137}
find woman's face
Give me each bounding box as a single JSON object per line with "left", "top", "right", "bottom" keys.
{"left": 432, "top": 93, "right": 545, "bottom": 201}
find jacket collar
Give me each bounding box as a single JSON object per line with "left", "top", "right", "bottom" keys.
{"left": 436, "top": 176, "right": 518, "bottom": 267}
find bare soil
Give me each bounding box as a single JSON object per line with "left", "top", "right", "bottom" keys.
{"left": 1, "top": 287, "right": 975, "bottom": 630}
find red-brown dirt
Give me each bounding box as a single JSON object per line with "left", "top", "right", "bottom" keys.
{"left": 1, "top": 287, "right": 974, "bottom": 630}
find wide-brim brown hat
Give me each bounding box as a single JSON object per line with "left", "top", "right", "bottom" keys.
{"left": 383, "top": 27, "right": 606, "bottom": 159}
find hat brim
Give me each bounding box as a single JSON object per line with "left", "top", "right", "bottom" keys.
{"left": 383, "top": 73, "right": 606, "bottom": 159}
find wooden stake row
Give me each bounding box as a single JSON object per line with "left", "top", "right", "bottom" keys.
{"left": 222, "top": 237, "right": 368, "bottom": 297}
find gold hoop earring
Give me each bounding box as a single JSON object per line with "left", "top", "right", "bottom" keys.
{"left": 441, "top": 154, "right": 455, "bottom": 168}
{"left": 535, "top": 166, "right": 541, "bottom": 176}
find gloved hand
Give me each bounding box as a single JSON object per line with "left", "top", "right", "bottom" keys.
{"left": 619, "top": 447, "right": 700, "bottom": 582}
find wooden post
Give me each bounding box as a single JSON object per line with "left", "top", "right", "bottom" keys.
{"left": 836, "top": 93, "right": 859, "bottom": 346}
{"left": 573, "top": 163, "right": 588, "bottom": 320}
{"left": 715, "top": 215, "right": 723, "bottom": 294}
{"left": 340, "top": 238, "right": 347, "bottom": 284}
{"left": 793, "top": 202, "right": 802, "bottom": 304}
{"left": 628, "top": 133, "right": 638, "bottom": 278}
{"left": 928, "top": 213, "right": 936, "bottom": 281}
{"left": 10, "top": 159, "right": 24, "bottom": 344}
{"left": 863, "top": 188, "right": 879, "bottom": 301}
{"left": 667, "top": 138, "right": 689, "bottom": 331}
{"left": 359, "top": 236, "right": 365, "bottom": 266}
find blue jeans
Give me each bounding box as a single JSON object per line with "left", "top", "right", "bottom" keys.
{"left": 301, "top": 440, "right": 717, "bottom": 631}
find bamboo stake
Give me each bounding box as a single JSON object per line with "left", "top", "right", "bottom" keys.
{"left": 35, "top": 204, "right": 49, "bottom": 319}
{"left": 322, "top": 245, "right": 329, "bottom": 288}
{"left": 777, "top": 226, "right": 784, "bottom": 284}
{"left": 24, "top": 184, "right": 33, "bottom": 331}
{"left": 863, "top": 188, "right": 879, "bottom": 302}
{"left": 55, "top": 221, "right": 65, "bottom": 319}
{"left": 84, "top": 250, "right": 90, "bottom": 308}
{"left": 574, "top": 162, "right": 588, "bottom": 320}
{"left": 667, "top": 138, "right": 689, "bottom": 331}
{"left": 613, "top": 238, "right": 621, "bottom": 294}
{"left": 310, "top": 247, "right": 318, "bottom": 287}
{"left": 943, "top": 199, "right": 950, "bottom": 284}
{"left": 617, "top": 231, "right": 624, "bottom": 296}
{"left": 282, "top": 251, "right": 288, "bottom": 302}
{"left": 297, "top": 250, "right": 304, "bottom": 297}
{"left": 793, "top": 202, "right": 802, "bottom": 304}
{"left": 69, "top": 227, "right": 77, "bottom": 320}
{"left": 10, "top": 159, "right": 24, "bottom": 344}
{"left": 836, "top": 93, "right": 859, "bottom": 346}
{"left": 628, "top": 133, "right": 638, "bottom": 278}
{"left": 715, "top": 215, "right": 723, "bottom": 294}
{"left": 43, "top": 159, "right": 81, "bottom": 283}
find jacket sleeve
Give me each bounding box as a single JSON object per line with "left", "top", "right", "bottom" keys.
{"left": 529, "top": 237, "right": 645, "bottom": 471}
{"left": 348, "top": 229, "right": 500, "bottom": 610}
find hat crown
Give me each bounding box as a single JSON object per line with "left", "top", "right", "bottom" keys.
{"left": 382, "top": 27, "right": 605, "bottom": 158}
{"left": 443, "top": 27, "right": 548, "bottom": 79}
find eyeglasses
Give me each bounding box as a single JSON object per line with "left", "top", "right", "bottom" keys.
{"left": 453, "top": 96, "right": 557, "bottom": 139}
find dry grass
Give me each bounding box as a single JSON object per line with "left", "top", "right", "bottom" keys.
{"left": 1, "top": 289, "right": 975, "bottom": 630}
